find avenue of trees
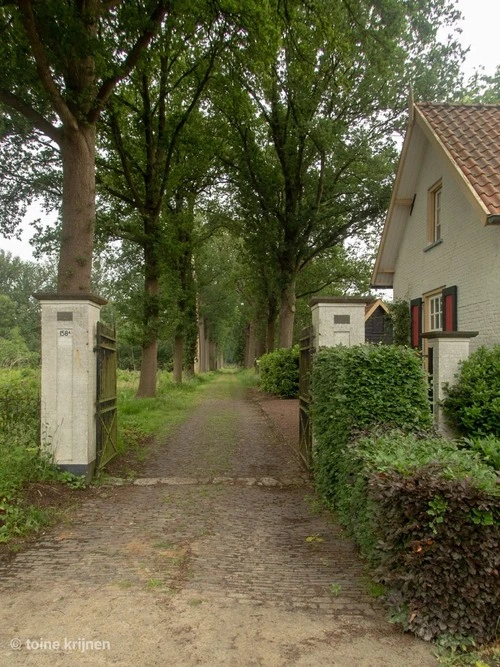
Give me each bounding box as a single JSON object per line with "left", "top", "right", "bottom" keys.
{"left": 1, "top": 0, "right": 497, "bottom": 395}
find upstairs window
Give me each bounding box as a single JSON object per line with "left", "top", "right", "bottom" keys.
{"left": 428, "top": 180, "right": 442, "bottom": 244}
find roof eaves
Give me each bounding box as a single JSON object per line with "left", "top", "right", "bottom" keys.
{"left": 371, "top": 110, "right": 417, "bottom": 287}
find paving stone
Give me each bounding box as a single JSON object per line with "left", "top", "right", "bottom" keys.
{"left": 0, "top": 375, "right": 378, "bottom": 620}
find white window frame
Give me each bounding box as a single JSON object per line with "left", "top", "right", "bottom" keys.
{"left": 433, "top": 186, "right": 441, "bottom": 241}
{"left": 427, "top": 180, "right": 442, "bottom": 244}
{"left": 428, "top": 293, "right": 443, "bottom": 332}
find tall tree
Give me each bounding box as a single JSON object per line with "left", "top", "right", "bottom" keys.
{"left": 0, "top": 1, "right": 169, "bottom": 292}
{"left": 213, "top": 0, "right": 465, "bottom": 347}
{"left": 97, "top": 7, "right": 224, "bottom": 395}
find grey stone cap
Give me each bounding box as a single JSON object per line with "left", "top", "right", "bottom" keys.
{"left": 310, "top": 296, "right": 374, "bottom": 306}
{"left": 422, "top": 331, "right": 479, "bottom": 339}
{"left": 33, "top": 291, "right": 108, "bottom": 306}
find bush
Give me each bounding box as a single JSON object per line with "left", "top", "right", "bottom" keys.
{"left": 0, "top": 369, "right": 57, "bottom": 541}
{"left": 258, "top": 346, "right": 299, "bottom": 398}
{"left": 458, "top": 435, "right": 500, "bottom": 472}
{"left": 388, "top": 299, "right": 411, "bottom": 346}
{"left": 334, "top": 429, "right": 499, "bottom": 644}
{"left": 443, "top": 345, "right": 500, "bottom": 438}
{"left": 0, "top": 368, "right": 40, "bottom": 432}
{"left": 311, "top": 344, "right": 432, "bottom": 500}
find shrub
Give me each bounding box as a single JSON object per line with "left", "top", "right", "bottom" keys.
{"left": 311, "top": 344, "right": 432, "bottom": 499}
{"left": 335, "top": 430, "right": 499, "bottom": 644}
{"left": 258, "top": 346, "right": 299, "bottom": 398}
{"left": 443, "top": 345, "right": 500, "bottom": 438}
{"left": 458, "top": 435, "right": 500, "bottom": 472}
{"left": 388, "top": 299, "right": 411, "bottom": 346}
{"left": 0, "top": 368, "right": 40, "bottom": 432}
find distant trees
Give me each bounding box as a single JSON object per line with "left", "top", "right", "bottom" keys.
{"left": 0, "top": 250, "right": 54, "bottom": 366}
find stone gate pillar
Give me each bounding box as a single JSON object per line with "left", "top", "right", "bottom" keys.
{"left": 310, "top": 297, "right": 370, "bottom": 350}
{"left": 422, "top": 331, "right": 478, "bottom": 436}
{"left": 34, "top": 293, "right": 107, "bottom": 479}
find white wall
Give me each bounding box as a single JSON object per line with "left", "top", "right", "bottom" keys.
{"left": 393, "top": 141, "right": 500, "bottom": 351}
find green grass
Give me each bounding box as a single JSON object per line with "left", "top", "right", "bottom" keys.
{"left": 115, "top": 370, "right": 218, "bottom": 467}
{"left": 235, "top": 368, "right": 260, "bottom": 388}
{"left": 0, "top": 369, "right": 59, "bottom": 543}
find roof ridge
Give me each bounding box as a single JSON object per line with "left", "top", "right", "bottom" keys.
{"left": 416, "top": 101, "right": 500, "bottom": 109}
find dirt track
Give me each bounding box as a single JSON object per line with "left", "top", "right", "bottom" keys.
{"left": 0, "top": 373, "right": 437, "bottom": 666}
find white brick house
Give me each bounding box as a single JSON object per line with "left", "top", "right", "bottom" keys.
{"left": 372, "top": 100, "right": 500, "bottom": 356}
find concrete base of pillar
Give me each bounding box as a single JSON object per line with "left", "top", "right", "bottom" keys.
{"left": 57, "top": 461, "right": 96, "bottom": 482}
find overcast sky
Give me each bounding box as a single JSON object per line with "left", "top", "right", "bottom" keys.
{"left": 2, "top": 0, "right": 500, "bottom": 262}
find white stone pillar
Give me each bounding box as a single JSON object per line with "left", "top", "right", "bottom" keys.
{"left": 310, "top": 297, "right": 370, "bottom": 351}
{"left": 422, "top": 331, "right": 478, "bottom": 437}
{"left": 34, "top": 293, "right": 107, "bottom": 479}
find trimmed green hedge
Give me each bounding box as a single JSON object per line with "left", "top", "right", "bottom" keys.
{"left": 310, "top": 345, "right": 499, "bottom": 644}
{"left": 335, "top": 430, "right": 499, "bottom": 643}
{"left": 258, "top": 346, "right": 299, "bottom": 398}
{"left": 443, "top": 345, "right": 500, "bottom": 438}
{"left": 311, "top": 345, "right": 432, "bottom": 499}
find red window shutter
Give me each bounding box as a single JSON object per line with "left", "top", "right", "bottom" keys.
{"left": 442, "top": 286, "right": 458, "bottom": 332}
{"left": 410, "top": 298, "right": 422, "bottom": 348}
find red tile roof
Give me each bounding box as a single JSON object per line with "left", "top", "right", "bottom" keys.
{"left": 417, "top": 103, "right": 500, "bottom": 215}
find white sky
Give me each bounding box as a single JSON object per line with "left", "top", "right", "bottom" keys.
{"left": 1, "top": 0, "right": 499, "bottom": 263}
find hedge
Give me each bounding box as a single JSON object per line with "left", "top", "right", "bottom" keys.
{"left": 443, "top": 345, "right": 500, "bottom": 439}
{"left": 335, "top": 430, "right": 499, "bottom": 643}
{"left": 309, "top": 345, "right": 499, "bottom": 644}
{"left": 311, "top": 344, "right": 432, "bottom": 499}
{"left": 258, "top": 346, "right": 299, "bottom": 398}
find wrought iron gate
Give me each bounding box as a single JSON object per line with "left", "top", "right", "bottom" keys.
{"left": 298, "top": 326, "right": 314, "bottom": 469}
{"left": 95, "top": 322, "right": 118, "bottom": 470}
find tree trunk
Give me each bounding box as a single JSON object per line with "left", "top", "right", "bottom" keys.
{"left": 58, "top": 126, "right": 96, "bottom": 292}
{"left": 173, "top": 334, "right": 183, "bottom": 384}
{"left": 209, "top": 341, "right": 217, "bottom": 370}
{"left": 244, "top": 321, "right": 256, "bottom": 368}
{"left": 137, "top": 338, "right": 158, "bottom": 397}
{"left": 266, "top": 296, "right": 278, "bottom": 352}
{"left": 266, "top": 316, "right": 276, "bottom": 353}
{"left": 255, "top": 336, "right": 266, "bottom": 360}
{"left": 278, "top": 278, "right": 296, "bottom": 348}
{"left": 136, "top": 234, "right": 160, "bottom": 397}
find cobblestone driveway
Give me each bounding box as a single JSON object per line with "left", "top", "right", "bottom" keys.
{"left": 0, "top": 373, "right": 437, "bottom": 666}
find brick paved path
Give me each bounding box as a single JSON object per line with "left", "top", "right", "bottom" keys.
{"left": 0, "top": 373, "right": 436, "bottom": 666}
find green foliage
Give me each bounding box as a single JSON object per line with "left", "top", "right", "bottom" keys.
{"left": 0, "top": 369, "right": 40, "bottom": 433}
{"left": 0, "top": 369, "right": 56, "bottom": 542}
{"left": 0, "top": 330, "right": 38, "bottom": 368}
{"left": 443, "top": 346, "right": 500, "bottom": 438}
{"left": 458, "top": 436, "right": 500, "bottom": 472}
{"left": 333, "top": 430, "right": 499, "bottom": 644}
{"left": 116, "top": 369, "right": 217, "bottom": 454}
{"left": 0, "top": 369, "right": 92, "bottom": 541}
{"left": 311, "top": 344, "right": 431, "bottom": 499}
{"left": 212, "top": 0, "right": 465, "bottom": 346}
{"left": 0, "top": 251, "right": 55, "bottom": 358}
{"left": 258, "top": 347, "right": 299, "bottom": 398}
{"left": 236, "top": 368, "right": 260, "bottom": 388}
{"left": 388, "top": 299, "right": 411, "bottom": 346}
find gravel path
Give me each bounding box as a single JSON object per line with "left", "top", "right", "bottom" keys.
{"left": 0, "top": 373, "right": 437, "bottom": 666}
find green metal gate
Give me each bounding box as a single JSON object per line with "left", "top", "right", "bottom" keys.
{"left": 95, "top": 322, "right": 118, "bottom": 470}
{"left": 298, "top": 326, "right": 314, "bottom": 469}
